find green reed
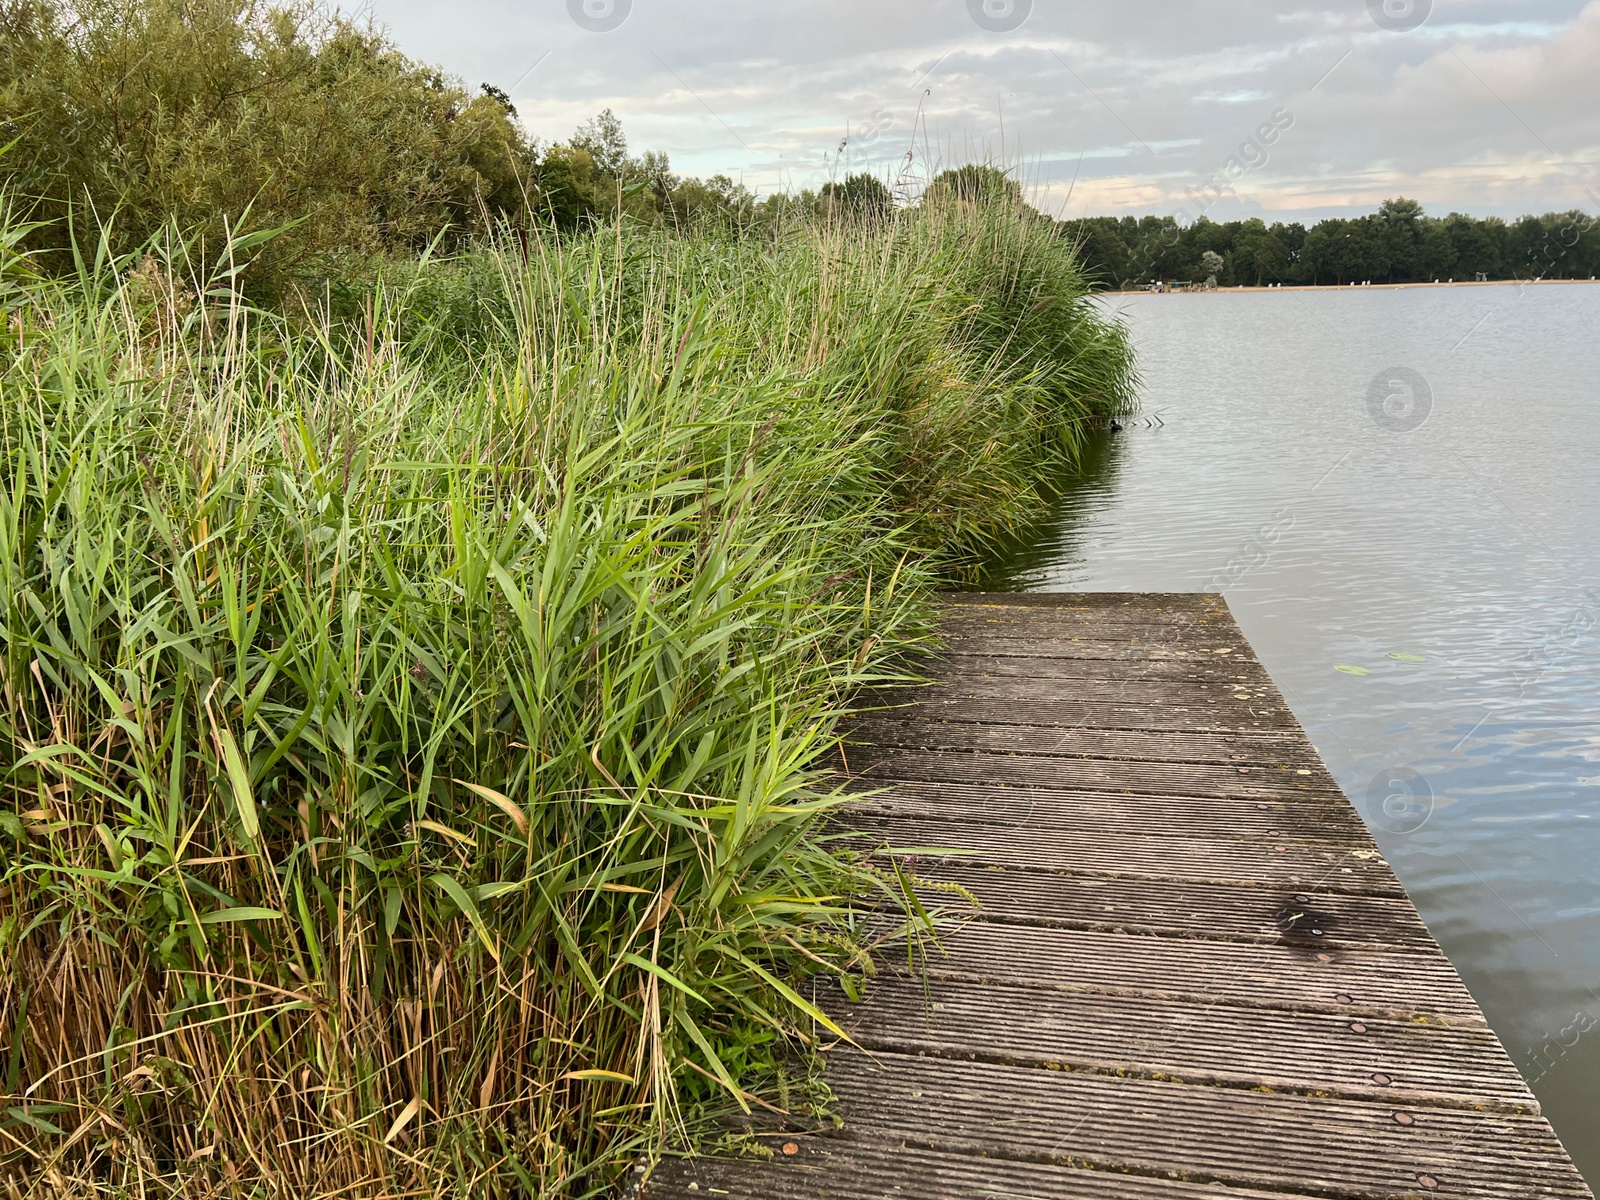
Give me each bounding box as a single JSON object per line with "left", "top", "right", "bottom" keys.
{"left": 0, "top": 198, "right": 1134, "bottom": 1198}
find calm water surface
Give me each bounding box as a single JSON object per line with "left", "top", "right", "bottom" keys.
{"left": 986, "top": 283, "right": 1600, "bottom": 1177}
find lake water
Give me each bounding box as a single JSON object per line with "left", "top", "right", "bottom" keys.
{"left": 985, "top": 282, "right": 1600, "bottom": 1179}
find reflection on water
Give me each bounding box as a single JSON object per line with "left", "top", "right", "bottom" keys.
{"left": 984, "top": 426, "right": 1129, "bottom": 583}
{"left": 985, "top": 284, "right": 1600, "bottom": 1181}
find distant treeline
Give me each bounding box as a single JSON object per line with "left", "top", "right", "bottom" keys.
{"left": 1062, "top": 199, "right": 1600, "bottom": 289}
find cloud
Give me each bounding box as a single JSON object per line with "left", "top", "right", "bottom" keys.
{"left": 367, "top": 0, "right": 1600, "bottom": 221}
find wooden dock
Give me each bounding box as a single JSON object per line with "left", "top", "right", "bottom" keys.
{"left": 646, "top": 593, "right": 1592, "bottom": 1200}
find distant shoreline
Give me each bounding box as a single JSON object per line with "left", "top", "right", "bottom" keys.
{"left": 1102, "top": 277, "right": 1600, "bottom": 296}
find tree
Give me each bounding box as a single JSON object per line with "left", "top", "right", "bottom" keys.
{"left": 1199, "top": 249, "right": 1223, "bottom": 287}
{"left": 0, "top": 0, "right": 539, "bottom": 295}
{"left": 1233, "top": 218, "right": 1286, "bottom": 285}
{"left": 820, "top": 173, "right": 892, "bottom": 221}
{"left": 1064, "top": 217, "right": 1135, "bottom": 287}
{"left": 1445, "top": 212, "right": 1505, "bottom": 279}
{"left": 1419, "top": 222, "right": 1457, "bottom": 280}
{"left": 1038, "top": 197, "right": 1589, "bottom": 289}
{"left": 549, "top": 112, "right": 688, "bottom": 224}
{"left": 668, "top": 173, "right": 756, "bottom": 228}
{"left": 1132, "top": 215, "right": 1187, "bottom": 282}
{"left": 925, "top": 164, "right": 1023, "bottom": 207}
{"left": 570, "top": 108, "right": 629, "bottom": 177}
{"left": 1275, "top": 222, "right": 1308, "bottom": 280}
{"left": 531, "top": 146, "right": 601, "bottom": 230}
{"left": 1377, "top": 197, "right": 1424, "bottom": 281}
{"left": 1298, "top": 223, "right": 1333, "bottom": 284}
{"left": 480, "top": 82, "right": 515, "bottom": 116}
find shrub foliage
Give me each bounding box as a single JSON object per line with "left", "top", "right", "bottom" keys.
{"left": 0, "top": 0, "right": 541, "bottom": 292}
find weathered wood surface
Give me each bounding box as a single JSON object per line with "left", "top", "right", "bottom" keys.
{"left": 644, "top": 594, "right": 1593, "bottom": 1200}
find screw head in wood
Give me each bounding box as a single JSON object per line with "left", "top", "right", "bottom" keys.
{"left": 781, "top": 1142, "right": 799, "bottom": 1156}
{"left": 1393, "top": 1111, "right": 1415, "bottom": 1126}
{"left": 1417, "top": 1174, "right": 1437, "bottom": 1190}
{"left": 1349, "top": 1022, "right": 1367, "bottom": 1033}
{"left": 1371, "top": 1072, "right": 1392, "bottom": 1085}
{"left": 1316, "top": 953, "right": 1333, "bottom": 962}
{"left": 1335, "top": 993, "right": 1354, "bottom": 1004}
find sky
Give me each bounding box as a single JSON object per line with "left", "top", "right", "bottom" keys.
{"left": 368, "top": 0, "right": 1600, "bottom": 225}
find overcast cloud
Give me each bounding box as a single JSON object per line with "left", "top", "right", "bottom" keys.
{"left": 367, "top": 1, "right": 1600, "bottom": 223}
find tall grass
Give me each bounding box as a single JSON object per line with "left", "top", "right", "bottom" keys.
{"left": 0, "top": 198, "right": 1135, "bottom": 1198}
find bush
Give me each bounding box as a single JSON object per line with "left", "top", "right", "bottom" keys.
{"left": 0, "top": 0, "right": 537, "bottom": 296}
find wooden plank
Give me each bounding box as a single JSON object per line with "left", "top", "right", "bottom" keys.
{"left": 869, "top": 694, "right": 1301, "bottom": 732}
{"left": 843, "top": 778, "right": 1371, "bottom": 843}
{"left": 944, "top": 590, "right": 1219, "bottom": 610}
{"left": 904, "top": 861, "right": 1439, "bottom": 950}
{"left": 939, "top": 616, "right": 1251, "bottom": 643}
{"left": 934, "top": 633, "right": 1260, "bottom": 662}
{"left": 646, "top": 1142, "right": 1305, "bottom": 1200}
{"left": 848, "top": 714, "right": 1314, "bottom": 764}
{"left": 844, "top": 744, "right": 1343, "bottom": 800}
{"left": 831, "top": 975, "right": 1536, "bottom": 1112}
{"left": 938, "top": 634, "right": 1270, "bottom": 661}
{"left": 941, "top": 610, "right": 1241, "bottom": 633}
{"left": 890, "top": 922, "right": 1485, "bottom": 1023}
{"left": 940, "top": 598, "right": 1228, "bottom": 624}
{"left": 643, "top": 595, "right": 1591, "bottom": 1200}
{"left": 879, "top": 676, "right": 1289, "bottom": 707}
{"left": 939, "top": 602, "right": 1240, "bottom": 628}
{"left": 923, "top": 649, "right": 1276, "bottom": 681}
{"left": 849, "top": 814, "right": 1405, "bottom": 895}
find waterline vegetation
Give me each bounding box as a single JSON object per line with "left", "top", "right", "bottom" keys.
{"left": 0, "top": 185, "right": 1135, "bottom": 1197}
